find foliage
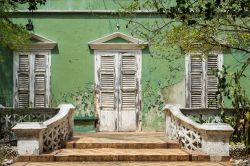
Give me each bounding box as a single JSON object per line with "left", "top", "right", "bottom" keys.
{"left": 0, "top": 144, "right": 18, "bottom": 164}
{"left": 0, "top": 0, "right": 47, "bottom": 60}
{"left": 188, "top": 114, "right": 222, "bottom": 124}
{"left": 216, "top": 64, "right": 250, "bottom": 149}
{"left": 121, "top": 0, "right": 249, "bottom": 55}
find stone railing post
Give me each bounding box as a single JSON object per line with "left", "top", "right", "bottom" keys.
{"left": 165, "top": 110, "right": 172, "bottom": 138}
{"left": 200, "top": 123, "right": 233, "bottom": 157}
{"left": 12, "top": 104, "right": 75, "bottom": 155}
{"left": 163, "top": 104, "right": 234, "bottom": 161}
{"left": 12, "top": 123, "right": 46, "bottom": 155}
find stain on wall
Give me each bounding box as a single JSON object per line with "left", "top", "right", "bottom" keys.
{"left": 161, "top": 78, "right": 186, "bottom": 107}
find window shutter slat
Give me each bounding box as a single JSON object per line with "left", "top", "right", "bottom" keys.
{"left": 206, "top": 55, "right": 218, "bottom": 108}
{"left": 34, "top": 54, "right": 46, "bottom": 108}
{"left": 190, "top": 57, "right": 203, "bottom": 108}
{"left": 122, "top": 91, "right": 136, "bottom": 111}
{"left": 100, "top": 55, "right": 115, "bottom": 110}
{"left": 17, "top": 55, "right": 30, "bottom": 108}
{"left": 121, "top": 54, "right": 137, "bottom": 111}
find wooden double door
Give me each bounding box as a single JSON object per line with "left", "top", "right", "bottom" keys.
{"left": 95, "top": 51, "right": 141, "bottom": 131}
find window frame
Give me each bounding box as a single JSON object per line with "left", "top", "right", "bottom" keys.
{"left": 185, "top": 51, "right": 223, "bottom": 108}
{"left": 13, "top": 50, "right": 51, "bottom": 108}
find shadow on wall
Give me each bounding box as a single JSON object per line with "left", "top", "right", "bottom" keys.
{"left": 0, "top": 47, "right": 13, "bottom": 107}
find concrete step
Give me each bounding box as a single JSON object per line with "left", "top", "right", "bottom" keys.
{"left": 12, "top": 161, "right": 230, "bottom": 166}
{"left": 66, "top": 139, "right": 180, "bottom": 149}
{"left": 66, "top": 132, "right": 180, "bottom": 149}
{"left": 17, "top": 149, "right": 211, "bottom": 162}
{"left": 55, "top": 148, "right": 190, "bottom": 161}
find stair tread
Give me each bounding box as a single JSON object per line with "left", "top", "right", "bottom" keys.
{"left": 55, "top": 148, "right": 188, "bottom": 156}
{"left": 12, "top": 162, "right": 228, "bottom": 166}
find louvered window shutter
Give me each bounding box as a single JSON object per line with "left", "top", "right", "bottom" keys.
{"left": 121, "top": 54, "right": 137, "bottom": 111}
{"left": 206, "top": 54, "right": 218, "bottom": 108}
{"left": 17, "top": 55, "right": 30, "bottom": 108}
{"left": 190, "top": 56, "right": 204, "bottom": 108}
{"left": 34, "top": 54, "right": 47, "bottom": 108}
{"left": 100, "top": 55, "right": 115, "bottom": 110}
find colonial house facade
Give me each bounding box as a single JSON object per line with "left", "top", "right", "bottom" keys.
{"left": 0, "top": 0, "right": 249, "bottom": 132}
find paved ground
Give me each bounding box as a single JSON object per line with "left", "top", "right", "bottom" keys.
{"left": 12, "top": 162, "right": 231, "bottom": 166}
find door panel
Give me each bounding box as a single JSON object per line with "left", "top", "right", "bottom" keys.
{"left": 98, "top": 53, "right": 118, "bottom": 131}
{"left": 118, "top": 53, "right": 137, "bottom": 131}
{"left": 100, "top": 110, "right": 117, "bottom": 131}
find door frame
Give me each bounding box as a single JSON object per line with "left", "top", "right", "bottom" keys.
{"left": 94, "top": 50, "right": 142, "bottom": 132}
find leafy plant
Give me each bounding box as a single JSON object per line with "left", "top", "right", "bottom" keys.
{"left": 216, "top": 64, "right": 250, "bottom": 149}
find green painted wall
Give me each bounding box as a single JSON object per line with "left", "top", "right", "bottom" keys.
{"left": 17, "top": 0, "right": 145, "bottom": 10}
{"left": 0, "top": 0, "right": 249, "bottom": 131}
{"left": 4, "top": 13, "right": 183, "bottom": 131}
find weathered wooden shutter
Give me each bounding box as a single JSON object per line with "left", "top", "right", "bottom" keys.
{"left": 121, "top": 54, "right": 137, "bottom": 111}
{"left": 14, "top": 52, "right": 50, "bottom": 108}
{"left": 206, "top": 54, "right": 218, "bottom": 108}
{"left": 119, "top": 53, "right": 138, "bottom": 131}
{"left": 34, "top": 54, "right": 47, "bottom": 108}
{"left": 190, "top": 56, "right": 204, "bottom": 108}
{"left": 100, "top": 55, "right": 116, "bottom": 111}
{"left": 17, "top": 55, "right": 30, "bottom": 108}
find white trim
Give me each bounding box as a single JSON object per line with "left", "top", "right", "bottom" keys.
{"left": 185, "top": 55, "right": 190, "bottom": 108}
{"left": 13, "top": 52, "right": 18, "bottom": 107}
{"left": 136, "top": 50, "right": 142, "bottom": 131}
{"left": 13, "top": 10, "right": 159, "bottom": 14}
{"left": 46, "top": 51, "right": 51, "bottom": 107}
{"left": 89, "top": 32, "right": 147, "bottom": 50}
{"left": 23, "top": 33, "right": 57, "bottom": 50}
{"left": 218, "top": 53, "right": 223, "bottom": 71}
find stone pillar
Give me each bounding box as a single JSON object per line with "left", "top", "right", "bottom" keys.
{"left": 200, "top": 123, "right": 233, "bottom": 159}
{"left": 12, "top": 122, "right": 46, "bottom": 155}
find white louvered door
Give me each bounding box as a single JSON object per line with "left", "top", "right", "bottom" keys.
{"left": 96, "top": 51, "right": 141, "bottom": 132}
{"left": 14, "top": 52, "right": 50, "bottom": 108}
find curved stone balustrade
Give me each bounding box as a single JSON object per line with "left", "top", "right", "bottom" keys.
{"left": 12, "top": 104, "right": 75, "bottom": 155}
{"left": 164, "top": 104, "right": 234, "bottom": 159}
{"left": 0, "top": 107, "right": 58, "bottom": 142}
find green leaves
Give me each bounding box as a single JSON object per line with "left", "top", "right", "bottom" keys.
{"left": 0, "top": 0, "right": 47, "bottom": 62}
{"left": 216, "top": 64, "right": 250, "bottom": 148}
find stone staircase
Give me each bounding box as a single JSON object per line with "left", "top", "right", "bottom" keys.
{"left": 17, "top": 132, "right": 216, "bottom": 162}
